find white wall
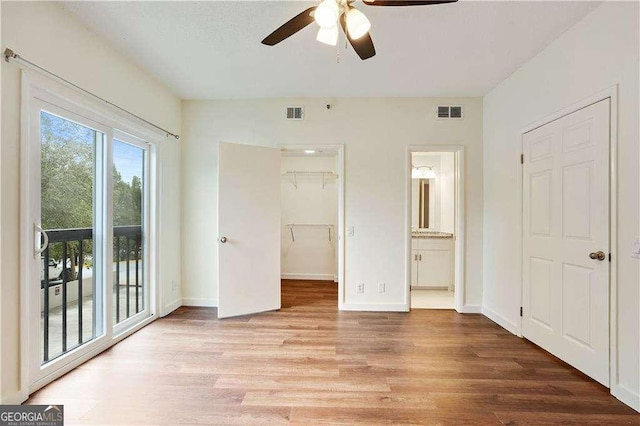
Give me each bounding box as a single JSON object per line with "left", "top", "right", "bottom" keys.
{"left": 482, "top": 2, "right": 639, "bottom": 410}
{"left": 1, "top": 2, "right": 182, "bottom": 403}
{"left": 440, "top": 152, "right": 455, "bottom": 234}
{"left": 0, "top": 0, "right": 3, "bottom": 399}
{"left": 182, "top": 98, "right": 483, "bottom": 311}
{"left": 281, "top": 156, "right": 337, "bottom": 281}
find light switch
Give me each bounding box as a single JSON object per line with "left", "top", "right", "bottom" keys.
{"left": 632, "top": 239, "right": 640, "bottom": 259}
{"left": 347, "top": 226, "right": 354, "bottom": 237}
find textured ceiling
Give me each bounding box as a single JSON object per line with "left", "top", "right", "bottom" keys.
{"left": 62, "top": 1, "right": 601, "bottom": 99}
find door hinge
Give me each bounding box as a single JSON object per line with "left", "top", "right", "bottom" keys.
{"left": 520, "top": 153, "right": 524, "bottom": 164}
{"left": 520, "top": 306, "right": 523, "bottom": 317}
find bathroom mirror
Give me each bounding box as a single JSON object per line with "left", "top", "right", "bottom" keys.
{"left": 412, "top": 177, "right": 436, "bottom": 230}
{"left": 418, "top": 179, "right": 430, "bottom": 228}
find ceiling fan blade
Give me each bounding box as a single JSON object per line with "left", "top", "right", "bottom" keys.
{"left": 262, "top": 7, "right": 317, "bottom": 46}
{"left": 362, "top": 0, "right": 457, "bottom": 6}
{"left": 339, "top": 13, "right": 376, "bottom": 60}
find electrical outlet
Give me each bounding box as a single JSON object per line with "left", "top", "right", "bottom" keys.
{"left": 347, "top": 226, "right": 355, "bottom": 237}
{"left": 378, "top": 283, "right": 386, "bottom": 293}
{"left": 356, "top": 283, "right": 364, "bottom": 294}
{"left": 171, "top": 280, "right": 178, "bottom": 291}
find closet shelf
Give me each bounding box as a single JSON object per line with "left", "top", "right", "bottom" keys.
{"left": 282, "top": 171, "right": 337, "bottom": 189}
{"left": 285, "top": 224, "right": 334, "bottom": 243}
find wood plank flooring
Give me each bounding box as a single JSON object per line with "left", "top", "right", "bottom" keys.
{"left": 27, "top": 280, "right": 639, "bottom": 425}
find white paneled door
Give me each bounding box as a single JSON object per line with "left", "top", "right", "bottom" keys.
{"left": 217, "top": 143, "right": 281, "bottom": 318}
{"left": 522, "top": 99, "right": 610, "bottom": 386}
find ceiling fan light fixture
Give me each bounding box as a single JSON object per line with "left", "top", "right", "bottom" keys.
{"left": 314, "top": 0, "right": 339, "bottom": 29}
{"left": 316, "top": 25, "right": 339, "bottom": 46}
{"left": 346, "top": 8, "right": 371, "bottom": 40}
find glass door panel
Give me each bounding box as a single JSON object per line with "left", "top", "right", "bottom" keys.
{"left": 28, "top": 92, "right": 156, "bottom": 392}
{"left": 112, "top": 139, "right": 147, "bottom": 325}
{"left": 39, "top": 110, "right": 104, "bottom": 364}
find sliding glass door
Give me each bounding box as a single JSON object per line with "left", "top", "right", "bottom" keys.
{"left": 29, "top": 99, "right": 152, "bottom": 387}
{"left": 38, "top": 109, "right": 106, "bottom": 364}
{"left": 112, "top": 136, "right": 149, "bottom": 332}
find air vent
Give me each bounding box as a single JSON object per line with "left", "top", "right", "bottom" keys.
{"left": 286, "top": 106, "right": 304, "bottom": 121}
{"left": 436, "top": 105, "right": 463, "bottom": 119}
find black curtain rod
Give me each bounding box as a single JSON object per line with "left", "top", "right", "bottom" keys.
{"left": 4, "top": 47, "right": 180, "bottom": 140}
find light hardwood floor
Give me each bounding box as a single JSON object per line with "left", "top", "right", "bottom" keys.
{"left": 27, "top": 280, "right": 638, "bottom": 425}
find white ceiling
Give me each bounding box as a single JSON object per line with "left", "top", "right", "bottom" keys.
{"left": 62, "top": 1, "right": 601, "bottom": 100}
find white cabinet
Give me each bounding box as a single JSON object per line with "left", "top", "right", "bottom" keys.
{"left": 411, "top": 237, "right": 453, "bottom": 289}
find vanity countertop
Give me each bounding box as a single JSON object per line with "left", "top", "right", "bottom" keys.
{"left": 412, "top": 231, "right": 454, "bottom": 239}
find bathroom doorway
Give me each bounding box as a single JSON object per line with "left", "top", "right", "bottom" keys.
{"left": 407, "top": 147, "right": 465, "bottom": 311}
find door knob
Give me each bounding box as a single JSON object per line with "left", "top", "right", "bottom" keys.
{"left": 219, "top": 236, "right": 227, "bottom": 243}
{"left": 589, "top": 251, "right": 606, "bottom": 261}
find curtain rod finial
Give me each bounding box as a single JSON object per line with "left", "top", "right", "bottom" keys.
{"left": 4, "top": 48, "right": 16, "bottom": 62}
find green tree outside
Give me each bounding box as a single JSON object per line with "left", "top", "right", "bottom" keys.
{"left": 41, "top": 111, "right": 142, "bottom": 280}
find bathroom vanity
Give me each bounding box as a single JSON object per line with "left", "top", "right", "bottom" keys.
{"left": 411, "top": 231, "right": 454, "bottom": 290}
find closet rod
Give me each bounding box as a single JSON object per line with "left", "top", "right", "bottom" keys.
{"left": 283, "top": 171, "right": 336, "bottom": 189}
{"left": 4, "top": 48, "right": 180, "bottom": 140}
{"left": 285, "top": 224, "right": 334, "bottom": 243}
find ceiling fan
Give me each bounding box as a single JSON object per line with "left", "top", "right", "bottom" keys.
{"left": 261, "top": 0, "right": 458, "bottom": 60}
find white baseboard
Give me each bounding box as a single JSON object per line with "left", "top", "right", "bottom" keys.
{"left": 182, "top": 297, "right": 218, "bottom": 307}
{"left": 162, "top": 298, "right": 182, "bottom": 316}
{"left": 459, "top": 304, "right": 482, "bottom": 314}
{"left": 340, "top": 303, "right": 409, "bottom": 312}
{"left": 612, "top": 383, "right": 640, "bottom": 412}
{"left": 482, "top": 305, "right": 519, "bottom": 335}
{"left": 0, "top": 389, "right": 27, "bottom": 405}
{"left": 281, "top": 273, "right": 336, "bottom": 281}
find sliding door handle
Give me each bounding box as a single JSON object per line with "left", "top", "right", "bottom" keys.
{"left": 34, "top": 223, "right": 49, "bottom": 257}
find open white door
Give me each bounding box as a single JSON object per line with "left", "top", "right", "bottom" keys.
{"left": 218, "top": 143, "right": 281, "bottom": 318}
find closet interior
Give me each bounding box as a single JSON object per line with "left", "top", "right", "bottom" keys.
{"left": 281, "top": 149, "right": 338, "bottom": 293}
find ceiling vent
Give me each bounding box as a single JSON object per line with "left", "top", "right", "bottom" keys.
{"left": 286, "top": 106, "right": 304, "bottom": 121}
{"left": 437, "top": 105, "right": 463, "bottom": 119}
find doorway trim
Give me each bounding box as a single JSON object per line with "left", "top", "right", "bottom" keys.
{"left": 406, "top": 145, "right": 466, "bottom": 313}
{"left": 280, "top": 144, "right": 346, "bottom": 309}
{"left": 516, "top": 85, "right": 624, "bottom": 406}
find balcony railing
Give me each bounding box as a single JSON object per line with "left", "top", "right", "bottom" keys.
{"left": 41, "top": 225, "right": 143, "bottom": 364}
